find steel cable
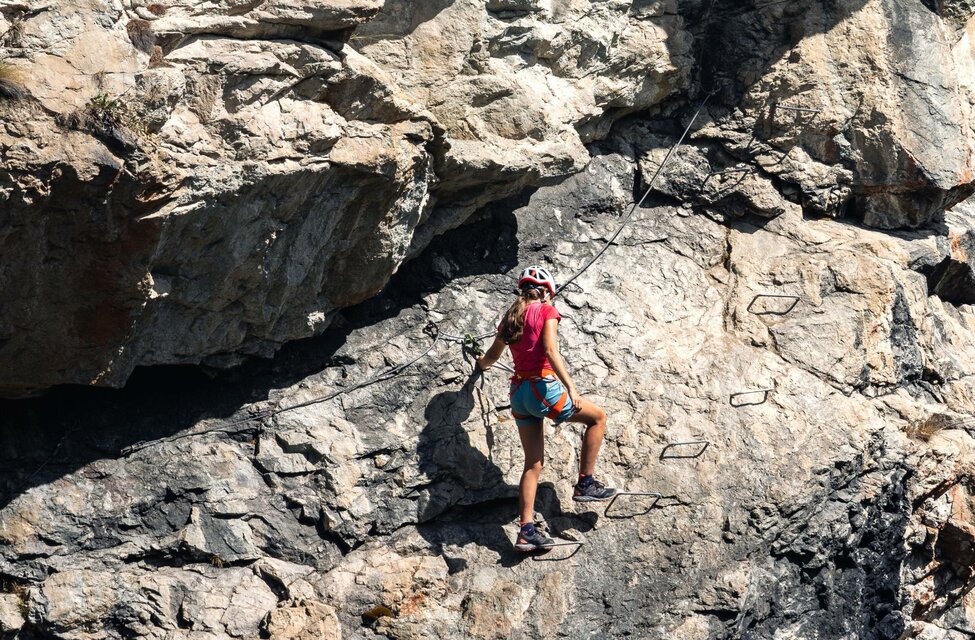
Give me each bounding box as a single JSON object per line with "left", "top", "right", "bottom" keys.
{"left": 120, "top": 94, "right": 712, "bottom": 456}
{"left": 556, "top": 93, "right": 714, "bottom": 296}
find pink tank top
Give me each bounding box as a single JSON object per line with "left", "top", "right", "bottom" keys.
{"left": 506, "top": 302, "right": 561, "bottom": 373}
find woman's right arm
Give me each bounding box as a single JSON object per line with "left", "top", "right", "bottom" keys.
{"left": 476, "top": 336, "right": 507, "bottom": 371}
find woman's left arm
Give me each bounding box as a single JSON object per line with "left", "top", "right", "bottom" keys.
{"left": 476, "top": 336, "right": 507, "bottom": 371}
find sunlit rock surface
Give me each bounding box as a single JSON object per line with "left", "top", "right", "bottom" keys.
{"left": 3, "top": 1, "right": 975, "bottom": 638}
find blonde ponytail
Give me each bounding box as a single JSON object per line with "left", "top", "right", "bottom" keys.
{"left": 499, "top": 287, "right": 545, "bottom": 344}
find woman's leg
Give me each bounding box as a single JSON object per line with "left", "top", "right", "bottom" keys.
{"left": 517, "top": 421, "right": 545, "bottom": 528}
{"left": 565, "top": 396, "right": 607, "bottom": 476}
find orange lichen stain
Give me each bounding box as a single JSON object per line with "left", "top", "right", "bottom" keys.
{"left": 398, "top": 593, "right": 427, "bottom": 617}
{"left": 949, "top": 231, "right": 969, "bottom": 262}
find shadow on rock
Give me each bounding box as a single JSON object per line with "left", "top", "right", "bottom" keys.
{"left": 354, "top": 0, "right": 457, "bottom": 40}
{"left": 416, "top": 481, "right": 599, "bottom": 570}
{"left": 416, "top": 369, "right": 516, "bottom": 567}
{"left": 0, "top": 208, "right": 521, "bottom": 509}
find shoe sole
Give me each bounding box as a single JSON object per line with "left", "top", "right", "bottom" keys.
{"left": 514, "top": 542, "right": 555, "bottom": 552}
{"left": 572, "top": 492, "right": 618, "bottom": 503}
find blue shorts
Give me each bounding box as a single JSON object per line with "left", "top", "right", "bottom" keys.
{"left": 509, "top": 377, "right": 576, "bottom": 428}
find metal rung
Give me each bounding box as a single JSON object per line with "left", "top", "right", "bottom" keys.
{"left": 701, "top": 167, "right": 752, "bottom": 197}
{"left": 529, "top": 540, "right": 584, "bottom": 561}
{"left": 747, "top": 293, "right": 800, "bottom": 315}
{"left": 774, "top": 105, "right": 821, "bottom": 114}
{"left": 730, "top": 387, "right": 773, "bottom": 407}
{"left": 702, "top": 167, "right": 750, "bottom": 187}
{"left": 660, "top": 440, "right": 710, "bottom": 460}
{"left": 710, "top": 167, "right": 751, "bottom": 176}
{"left": 604, "top": 492, "right": 663, "bottom": 519}
{"left": 860, "top": 384, "right": 901, "bottom": 399}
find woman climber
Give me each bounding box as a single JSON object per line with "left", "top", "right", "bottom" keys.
{"left": 476, "top": 265, "right": 617, "bottom": 551}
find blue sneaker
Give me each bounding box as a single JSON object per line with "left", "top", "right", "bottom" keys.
{"left": 572, "top": 477, "right": 617, "bottom": 502}
{"left": 514, "top": 525, "right": 555, "bottom": 552}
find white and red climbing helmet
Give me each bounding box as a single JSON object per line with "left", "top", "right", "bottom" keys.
{"left": 518, "top": 265, "right": 557, "bottom": 298}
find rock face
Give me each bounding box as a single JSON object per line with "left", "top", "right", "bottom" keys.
{"left": 4, "top": 133, "right": 975, "bottom": 638}
{"left": 671, "top": 0, "right": 975, "bottom": 229}
{"left": 925, "top": 206, "right": 975, "bottom": 305}
{"left": 4, "top": 1, "right": 975, "bottom": 639}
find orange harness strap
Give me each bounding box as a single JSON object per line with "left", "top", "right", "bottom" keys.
{"left": 510, "top": 369, "right": 568, "bottom": 421}
{"left": 530, "top": 381, "right": 569, "bottom": 420}
{"left": 515, "top": 368, "right": 556, "bottom": 379}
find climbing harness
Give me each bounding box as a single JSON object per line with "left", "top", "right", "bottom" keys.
{"left": 508, "top": 369, "right": 572, "bottom": 423}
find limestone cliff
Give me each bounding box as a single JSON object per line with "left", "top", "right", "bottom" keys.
{"left": 3, "top": 1, "right": 975, "bottom": 639}
{"left": 5, "top": 0, "right": 975, "bottom": 397}
{"left": 0, "top": 0, "right": 690, "bottom": 396}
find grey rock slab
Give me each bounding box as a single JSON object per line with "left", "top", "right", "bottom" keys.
{"left": 264, "top": 599, "right": 342, "bottom": 640}
{"left": 4, "top": 142, "right": 974, "bottom": 636}
{"left": 0, "top": 593, "right": 25, "bottom": 632}
{"left": 5, "top": 4, "right": 975, "bottom": 635}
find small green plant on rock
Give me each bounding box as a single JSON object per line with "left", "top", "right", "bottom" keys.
{"left": 87, "top": 91, "right": 127, "bottom": 127}
{"left": 1, "top": 576, "right": 29, "bottom": 618}
{"left": 1, "top": 20, "right": 23, "bottom": 48}
{"left": 149, "top": 45, "right": 166, "bottom": 68}
{"left": 58, "top": 90, "right": 151, "bottom": 153}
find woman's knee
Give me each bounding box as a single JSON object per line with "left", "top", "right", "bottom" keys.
{"left": 524, "top": 457, "right": 544, "bottom": 474}
{"left": 567, "top": 398, "right": 607, "bottom": 428}
{"left": 586, "top": 402, "right": 607, "bottom": 428}
{"left": 594, "top": 405, "right": 607, "bottom": 426}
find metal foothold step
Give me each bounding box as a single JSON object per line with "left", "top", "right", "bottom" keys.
{"left": 603, "top": 491, "right": 663, "bottom": 519}
{"left": 747, "top": 293, "right": 800, "bottom": 316}
{"left": 528, "top": 540, "right": 584, "bottom": 562}
{"left": 729, "top": 387, "right": 773, "bottom": 407}
{"left": 660, "top": 440, "right": 710, "bottom": 460}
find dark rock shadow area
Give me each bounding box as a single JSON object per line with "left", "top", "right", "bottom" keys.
{"left": 0, "top": 205, "right": 523, "bottom": 510}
